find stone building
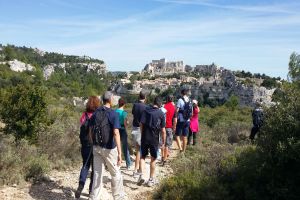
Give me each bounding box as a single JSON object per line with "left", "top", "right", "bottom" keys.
{"left": 143, "top": 58, "right": 185, "bottom": 75}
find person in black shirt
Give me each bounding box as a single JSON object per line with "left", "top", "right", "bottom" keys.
{"left": 131, "top": 91, "right": 147, "bottom": 177}
{"left": 137, "top": 96, "right": 166, "bottom": 187}
{"left": 250, "top": 101, "right": 264, "bottom": 141}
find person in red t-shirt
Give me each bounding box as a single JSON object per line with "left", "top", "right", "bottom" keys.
{"left": 162, "top": 95, "right": 176, "bottom": 165}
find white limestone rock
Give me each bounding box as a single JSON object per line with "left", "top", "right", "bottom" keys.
{"left": 43, "top": 64, "right": 55, "bottom": 80}
{"left": 80, "top": 62, "right": 107, "bottom": 75}
{"left": 8, "top": 59, "right": 35, "bottom": 72}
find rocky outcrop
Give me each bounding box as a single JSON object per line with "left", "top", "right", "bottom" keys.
{"left": 194, "top": 63, "right": 219, "bottom": 76}
{"left": 80, "top": 62, "right": 107, "bottom": 74}
{"left": 42, "top": 62, "right": 106, "bottom": 80}
{"left": 115, "top": 65, "right": 276, "bottom": 107}
{"left": 43, "top": 64, "right": 55, "bottom": 80}
{"left": 8, "top": 59, "right": 35, "bottom": 72}
{"left": 33, "top": 48, "right": 45, "bottom": 56}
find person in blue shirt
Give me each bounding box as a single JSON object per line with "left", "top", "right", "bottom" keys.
{"left": 131, "top": 91, "right": 147, "bottom": 177}
{"left": 89, "top": 91, "right": 125, "bottom": 200}
{"left": 174, "top": 89, "right": 191, "bottom": 153}
{"left": 115, "top": 98, "right": 132, "bottom": 169}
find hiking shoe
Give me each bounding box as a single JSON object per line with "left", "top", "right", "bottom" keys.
{"left": 161, "top": 160, "right": 166, "bottom": 166}
{"left": 156, "top": 155, "right": 161, "bottom": 161}
{"left": 75, "top": 184, "right": 84, "bottom": 199}
{"left": 127, "top": 165, "right": 133, "bottom": 171}
{"left": 147, "top": 178, "right": 155, "bottom": 187}
{"left": 137, "top": 175, "right": 145, "bottom": 186}
{"left": 133, "top": 171, "right": 141, "bottom": 178}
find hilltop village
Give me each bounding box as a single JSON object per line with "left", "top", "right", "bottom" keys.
{"left": 112, "top": 58, "right": 278, "bottom": 107}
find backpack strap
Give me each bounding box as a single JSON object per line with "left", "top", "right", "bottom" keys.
{"left": 179, "top": 97, "right": 189, "bottom": 112}
{"left": 85, "top": 112, "right": 89, "bottom": 119}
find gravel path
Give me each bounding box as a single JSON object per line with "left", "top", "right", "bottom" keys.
{"left": 0, "top": 143, "right": 178, "bottom": 200}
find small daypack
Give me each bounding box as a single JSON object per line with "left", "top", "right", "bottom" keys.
{"left": 181, "top": 98, "right": 193, "bottom": 121}
{"left": 143, "top": 107, "right": 164, "bottom": 136}
{"left": 79, "top": 112, "right": 92, "bottom": 146}
{"left": 92, "top": 107, "right": 112, "bottom": 147}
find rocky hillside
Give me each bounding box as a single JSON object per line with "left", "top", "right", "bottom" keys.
{"left": 0, "top": 44, "right": 110, "bottom": 98}
{"left": 114, "top": 59, "right": 282, "bottom": 107}
{"left": 0, "top": 44, "right": 107, "bottom": 80}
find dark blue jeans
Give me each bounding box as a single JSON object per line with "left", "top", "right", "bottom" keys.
{"left": 79, "top": 145, "right": 93, "bottom": 192}
{"left": 120, "top": 128, "right": 132, "bottom": 167}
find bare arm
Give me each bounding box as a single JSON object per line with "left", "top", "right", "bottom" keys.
{"left": 140, "top": 123, "right": 143, "bottom": 135}
{"left": 173, "top": 108, "right": 179, "bottom": 131}
{"left": 113, "top": 128, "right": 122, "bottom": 166}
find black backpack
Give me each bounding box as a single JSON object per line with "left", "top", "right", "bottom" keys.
{"left": 79, "top": 112, "right": 92, "bottom": 146}
{"left": 181, "top": 98, "right": 193, "bottom": 121}
{"left": 145, "top": 108, "right": 163, "bottom": 130}
{"left": 92, "top": 107, "right": 112, "bottom": 147}
{"left": 252, "top": 108, "right": 264, "bottom": 128}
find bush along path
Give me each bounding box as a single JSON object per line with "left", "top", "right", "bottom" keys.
{"left": 0, "top": 142, "right": 178, "bottom": 200}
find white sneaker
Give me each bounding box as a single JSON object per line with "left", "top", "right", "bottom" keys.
{"left": 137, "top": 175, "right": 145, "bottom": 186}
{"left": 133, "top": 171, "right": 141, "bottom": 178}
{"left": 156, "top": 155, "right": 161, "bottom": 161}
{"left": 147, "top": 178, "right": 155, "bottom": 187}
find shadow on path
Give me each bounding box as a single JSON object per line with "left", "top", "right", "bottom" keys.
{"left": 29, "top": 180, "right": 74, "bottom": 200}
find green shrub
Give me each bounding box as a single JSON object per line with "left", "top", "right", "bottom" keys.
{"left": 0, "top": 134, "right": 50, "bottom": 185}
{"left": 154, "top": 172, "right": 229, "bottom": 200}
{"left": 25, "top": 154, "right": 50, "bottom": 181}
{"left": 224, "top": 95, "right": 239, "bottom": 111}
{"left": 0, "top": 84, "right": 48, "bottom": 142}
{"left": 254, "top": 82, "right": 300, "bottom": 199}
{"left": 37, "top": 107, "right": 81, "bottom": 169}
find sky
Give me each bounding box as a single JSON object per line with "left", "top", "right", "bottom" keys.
{"left": 0, "top": 0, "right": 300, "bottom": 78}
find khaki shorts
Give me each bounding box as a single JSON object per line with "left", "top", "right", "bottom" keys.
{"left": 166, "top": 128, "right": 173, "bottom": 148}
{"left": 131, "top": 127, "right": 141, "bottom": 146}
{"left": 158, "top": 128, "right": 173, "bottom": 148}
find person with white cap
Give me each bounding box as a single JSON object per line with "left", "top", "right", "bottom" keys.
{"left": 188, "top": 99, "right": 199, "bottom": 146}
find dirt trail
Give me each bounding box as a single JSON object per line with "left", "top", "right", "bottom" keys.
{"left": 0, "top": 143, "right": 178, "bottom": 200}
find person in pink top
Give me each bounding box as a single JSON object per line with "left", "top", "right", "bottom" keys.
{"left": 188, "top": 99, "right": 199, "bottom": 146}
{"left": 75, "top": 96, "right": 100, "bottom": 199}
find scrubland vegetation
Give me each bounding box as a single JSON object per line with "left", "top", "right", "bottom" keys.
{"left": 154, "top": 53, "right": 300, "bottom": 200}
{"left": 0, "top": 97, "right": 81, "bottom": 185}
{"left": 0, "top": 47, "right": 299, "bottom": 200}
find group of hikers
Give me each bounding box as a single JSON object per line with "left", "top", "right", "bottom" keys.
{"left": 74, "top": 87, "right": 264, "bottom": 200}
{"left": 75, "top": 88, "right": 200, "bottom": 200}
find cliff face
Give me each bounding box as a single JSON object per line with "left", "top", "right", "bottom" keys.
{"left": 0, "top": 59, "right": 36, "bottom": 72}
{"left": 43, "top": 62, "right": 107, "bottom": 80}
